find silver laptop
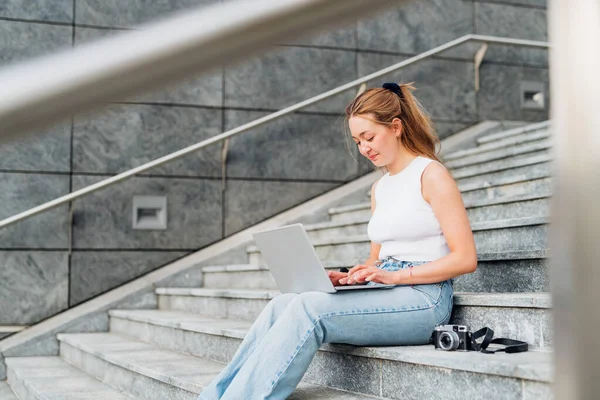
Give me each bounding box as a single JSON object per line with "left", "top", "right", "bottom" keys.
{"left": 251, "top": 223, "right": 396, "bottom": 293}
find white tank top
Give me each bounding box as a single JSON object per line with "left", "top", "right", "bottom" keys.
{"left": 367, "top": 156, "right": 450, "bottom": 262}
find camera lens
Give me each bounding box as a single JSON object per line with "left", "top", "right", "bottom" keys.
{"left": 439, "top": 331, "right": 460, "bottom": 351}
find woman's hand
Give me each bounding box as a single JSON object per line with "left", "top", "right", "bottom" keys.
{"left": 327, "top": 271, "right": 349, "bottom": 286}
{"left": 339, "top": 264, "right": 397, "bottom": 285}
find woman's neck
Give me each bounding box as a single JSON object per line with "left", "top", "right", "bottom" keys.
{"left": 387, "top": 150, "right": 418, "bottom": 176}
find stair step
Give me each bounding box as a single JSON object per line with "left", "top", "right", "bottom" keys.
{"left": 108, "top": 310, "right": 553, "bottom": 399}
{"left": 306, "top": 200, "right": 548, "bottom": 242}
{"left": 445, "top": 139, "right": 551, "bottom": 169}
{"left": 330, "top": 192, "right": 550, "bottom": 224}
{"left": 201, "top": 250, "right": 549, "bottom": 293}
{"left": 201, "top": 260, "right": 363, "bottom": 290}
{"left": 451, "top": 152, "right": 550, "bottom": 180}
{"left": 461, "top": 177, "right": 551, "bottom": 205}
{"left": 444, "top": 129, "right": 550, "bottom": 160}
{"left": 468, "top": 194, "right": 550, "bottom": 223}
{"left": 5, "top": 356, "right": 134, "bottom": 399}
{"left": 476, "top": 121, "right": 550, "bottom": 145}
{"left": 154, "top": 289, "right": 551, "bottom": 348}
{"left": 368, "top": 164, "right": 551, "bottom": 206}
{"left": 455, "top": 250, "right": 549, "bottom": 293}
{"left": 0, "top": 381, "right": 17, "bottom": 400}
{"left": 57, "top": 333, "right": 389, "bottom": 400}
{"left": 247, "top": 218, "right": 548, "bottom": 266}
{"left": 456, "top": 160, "right": 550, "bottom": 189}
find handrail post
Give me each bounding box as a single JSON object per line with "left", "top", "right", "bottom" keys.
{"left": 474, "top": 43, "right": 488, "bottom": 93}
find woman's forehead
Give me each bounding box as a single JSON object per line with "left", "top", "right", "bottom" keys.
{"left": 349, "top": 115, "right": 376, "bottom": 129}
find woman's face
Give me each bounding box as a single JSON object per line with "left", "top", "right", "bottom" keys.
{"left": 349, "top": 114, "right": 400, "bottom": 167}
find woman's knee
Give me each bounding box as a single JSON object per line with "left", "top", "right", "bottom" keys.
{"left": 288, "top": 292, "right": 333, "bottom": 316}
{"left": 268, "top": 292, "right": 297, "bottom": 316}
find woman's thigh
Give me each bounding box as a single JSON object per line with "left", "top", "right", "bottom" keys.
{"left": 284, "top": 281, "right": 453, "bottom": 346}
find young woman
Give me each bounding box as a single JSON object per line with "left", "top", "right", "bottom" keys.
{"left": 198, "top": 82, "right": 477, "bottom": 400}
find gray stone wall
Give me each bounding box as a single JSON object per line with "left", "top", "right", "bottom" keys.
{"left": 0, "top": 0, "right": 548, "bottom": 325}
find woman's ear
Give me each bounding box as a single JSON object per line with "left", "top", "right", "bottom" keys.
{"left": 392, "top": 118, "right": 402, "bottom": 138}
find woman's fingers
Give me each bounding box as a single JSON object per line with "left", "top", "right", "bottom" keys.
{"left": 347, "top": 264, "right": 369, "bottom": 276}
{"left": 339, "top": 267, "right": 362, "bottom": 284}
{"left": 328, "top": 271, "right": 348, "bottom": 285}
{"left": 345, "top": 266, "right": 380, "bottom": 284}
{"left": 340, "top": 265, "right": 378, "bottom": 284}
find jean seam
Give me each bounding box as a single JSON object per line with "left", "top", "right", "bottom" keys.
{"left": 264, "top": 320, "right": 318, "bottom": 398}
{"left": 263, "top": 304, "right": 437, "bottom": 397}
{"left": 411, "top": 285, "right": 443, "bottom": 306}
{"left": 435, "top": 303, "right": 453, "bottom": 326}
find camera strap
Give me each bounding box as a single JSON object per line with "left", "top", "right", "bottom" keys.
{"left": 471, "top": 327, "right": 529, "bottom": 354}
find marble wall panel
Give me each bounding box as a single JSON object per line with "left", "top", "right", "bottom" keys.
{"left": 73, "top": 104, "right": 223, "bottom": 177}
{"left": 224, "top": 46, "right": 357, "bottom": 114}
{"left": 224, "top": 110, "right": 360, "bottom": 181}
{"left": 0, "top": 0, "right": 73, "bottom": 23}
{"left": 0, "top": 173, "right": 69, "bottom": 249}
{"left": 0, "top": 20, "right": 72, "bottom": 64}
{"left": 358, "top": 53, "right": 477, "bottom": 122}
{"left": 0, "top": 20, "right": 73, "bottom": 172}
{"left": 476, "top": 2, "right": 547, "bottom": 41}
{"left": 357, "top": 0, "right": 473, "bottom": 54}
{"left": 439, "top": 40, "right": 548, "bottom": 69}
{"left": 477, "top": 0, "right": 546, "bottom": 7}
{"left": 433, "top": 121, "right": 475, "bottom": 140}
{"left": 0, "top": 123, "right": 71, "bottom": 172}
{"left": 475, "top": 2, "right": 548, "bottom": 67}
{"left": 0, "top": 251, "right": 69, "bottom": 324}
{"left": 281, "top": 22, "right": 356, "bottom": 49}
{"left": 71, "top": 175, "right": 222, "bottom": 249}
{"left": 225, "top": 180, "right": 338, "bottom": 236}
{"left": 70, "top": 251, "right": 186, "bottom": 306}
{"left": 75, "top": 0, "right": 219, "bottom": 28}
{"left": 74, "top": 27, "right": 223, "bottom": 106}
{"left": 478, "top": 63, "right": 549, "bottom": 122}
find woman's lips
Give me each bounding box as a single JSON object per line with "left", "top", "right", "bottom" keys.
{"left": 368, "top": 154, "right": 378, "bottom": 161}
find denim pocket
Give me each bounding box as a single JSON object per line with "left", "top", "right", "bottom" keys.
{"left": 411, "top": 282, "right": 443, "bottom": 305}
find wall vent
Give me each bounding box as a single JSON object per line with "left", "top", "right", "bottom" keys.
{"left": 132, "top": 196, "right": 167, "bottom": 230}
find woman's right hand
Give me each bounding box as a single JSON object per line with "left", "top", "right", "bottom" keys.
{"left": 327, "top": 271, "right": 349, "bottom": 286}
{"left": 338, "top": 264, "right": 372, "bottom": 284}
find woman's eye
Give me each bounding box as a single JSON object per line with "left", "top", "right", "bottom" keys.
{"left": 366, "top": 137, "right": 374, "bottom": 142}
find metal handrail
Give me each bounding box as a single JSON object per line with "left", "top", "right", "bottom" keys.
{"left": 0, "top": 34, "right": 549, "bottom": 229}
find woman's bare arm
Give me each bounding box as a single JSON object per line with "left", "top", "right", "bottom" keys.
{"left": 390, "top": 162, "right": 477, "bottom": 284}
{"left": 365, "top": 179, "right": 381, "bottom": 265}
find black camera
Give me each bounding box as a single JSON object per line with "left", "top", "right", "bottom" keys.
{"left": 432, "top": 324, "right": 472, "bottom": 351}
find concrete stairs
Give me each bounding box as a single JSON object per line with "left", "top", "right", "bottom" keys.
{"left": 2, "top": 121, "right": 554, "bottom": 399}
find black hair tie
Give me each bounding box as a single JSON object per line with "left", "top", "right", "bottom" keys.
{"left": 382, "top": 82, "right": 404, "bottom": 99}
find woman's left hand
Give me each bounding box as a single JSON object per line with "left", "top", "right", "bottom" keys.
{"left": 339, "top": 266, "right": 397, "bottom": 285}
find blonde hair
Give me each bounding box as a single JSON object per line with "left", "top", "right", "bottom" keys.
{"left": 344, "top": 82, "right": 443, "bottom": 167}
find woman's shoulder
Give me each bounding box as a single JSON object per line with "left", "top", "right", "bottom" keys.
{"left": 417, "top": 156, "right": 446, "bottom": 169}
{"left": 421, "top": 159, "right": 455, "bottom": 203}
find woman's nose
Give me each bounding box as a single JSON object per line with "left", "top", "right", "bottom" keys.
{"left": 359, "top": 143, "right": 371, "bottom": 155}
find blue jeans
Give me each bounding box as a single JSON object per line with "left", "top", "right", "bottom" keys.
{"left": 197, "top": 260, "right": 453, "bottom": 400}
